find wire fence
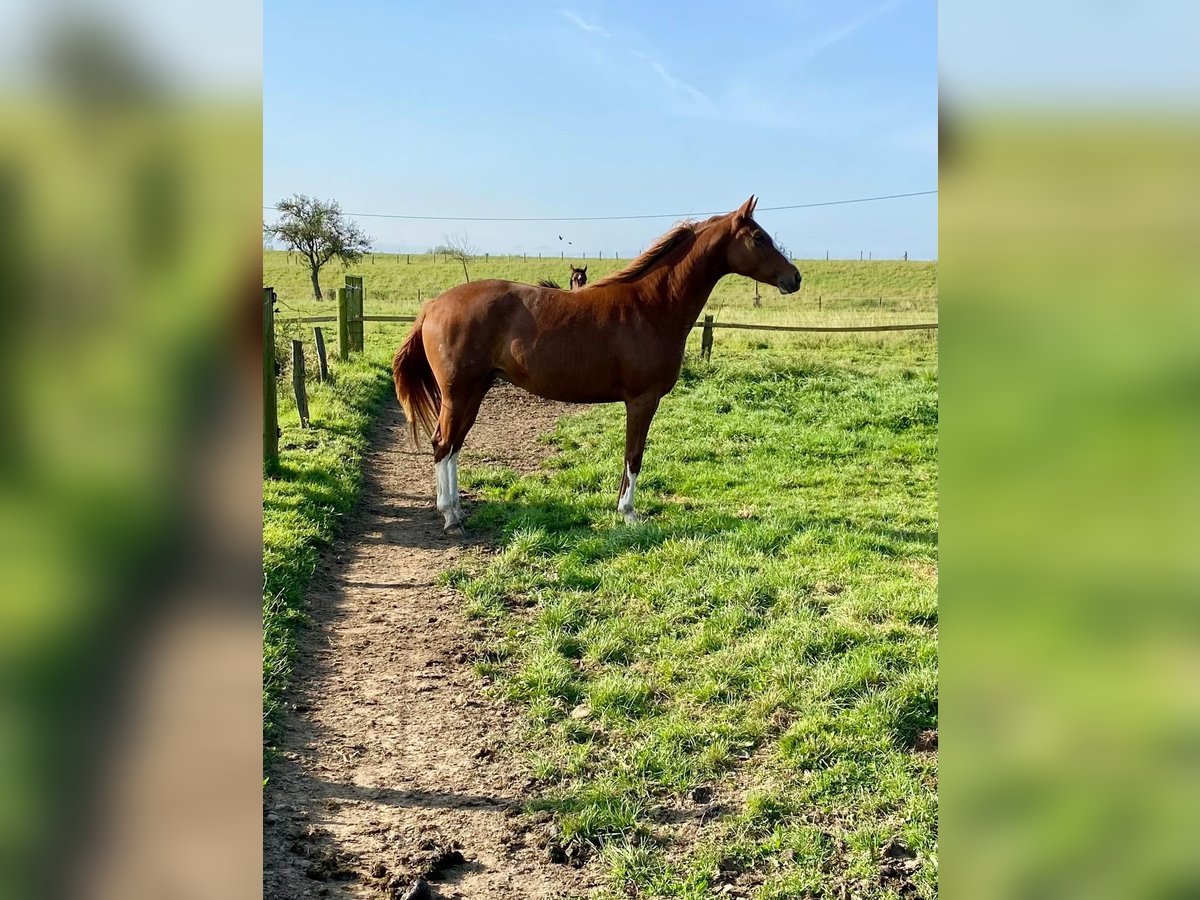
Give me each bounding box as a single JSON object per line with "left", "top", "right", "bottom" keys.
{"left": 275, "top": 249, "right": 926, "bottom": 268}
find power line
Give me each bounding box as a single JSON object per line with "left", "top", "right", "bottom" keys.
{"left": 261, "top": 189, "right": 936, "bottom": 223}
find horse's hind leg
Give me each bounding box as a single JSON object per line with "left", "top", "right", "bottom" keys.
{"left": 432, "top": 376, "right": 492, "bottom": 534}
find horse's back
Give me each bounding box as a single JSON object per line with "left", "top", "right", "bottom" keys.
{"left": 423, "top": 280, "right": 527, "bottom": 323}
{"left": 420, "top": 281, "right": 536, "bottom": 371}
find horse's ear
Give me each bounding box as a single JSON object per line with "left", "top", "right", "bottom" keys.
{"left": 734, "top": 194, "right": 757, "bottom": 223}
{"left": 581, "top": 265, "right": 587, "bottom": 273}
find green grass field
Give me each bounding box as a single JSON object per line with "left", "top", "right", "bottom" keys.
{"left": 442, "top": 342, "right": 937, "bottom": 899}
{"left": 263, "top": 251, "right": 937, "bottom": 336}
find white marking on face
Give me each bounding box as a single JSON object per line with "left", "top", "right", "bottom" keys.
{"left": 617, "top": 463, "right": 638, "bottom": 521}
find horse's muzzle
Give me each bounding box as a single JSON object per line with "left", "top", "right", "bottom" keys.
{"left": 778, "top": 269, "right": 802, "bottom": 294}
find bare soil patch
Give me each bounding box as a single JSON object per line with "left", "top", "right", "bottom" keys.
{"left": 264, "top": 384, "right": 597, "bottom": 899}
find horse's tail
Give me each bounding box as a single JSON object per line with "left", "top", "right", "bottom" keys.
{"left": 393, "top": 316, "right": 440, "bottom": 445}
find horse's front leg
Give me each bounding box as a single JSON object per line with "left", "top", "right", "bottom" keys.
{"left": 618, "top": 394, "right": 660, "bottom": 523}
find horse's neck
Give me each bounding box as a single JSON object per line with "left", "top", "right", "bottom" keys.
{"left": 636, "top": 240, "right": 728, "bottom": 330}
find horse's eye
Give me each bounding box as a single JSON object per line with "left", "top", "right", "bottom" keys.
{"left": 753, "top": 232, "right": 767, "bottom": 244}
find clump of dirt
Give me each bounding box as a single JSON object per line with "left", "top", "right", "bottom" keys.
{"left": 878, "top": 838, "right": 921, "bottom": 895}
{"left": 913, "top": 729, "right": 938, "bottom": 753}
{"left": 710, "top": 853, "right": 767, "bottom": 898}
{"left": 368, "top": 837, "right": 468, "bottom": 897}
{"left": 287, "top": 823, "right": 360, "bottom": 883}
{"left": 418, "top": 839, "right": 466, "bottom": 880}
{"left": 392, "top": 878, "right": 431, "bottom": 900}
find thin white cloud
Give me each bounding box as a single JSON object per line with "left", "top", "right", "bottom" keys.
{"left": 560, "top": 10, "right": 609, "bottom": 37}
{"left": 647, "top": 59, "right": 710, "bottom": 105}
{"left": 805, "top": 0, "right": 904, "bottom": 59}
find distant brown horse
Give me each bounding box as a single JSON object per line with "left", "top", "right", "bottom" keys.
{"left": 394, "top": 196, "right": 801, "bottom": 533}
{"left": 537, "top": 264, "right": 588, "bottom": 291}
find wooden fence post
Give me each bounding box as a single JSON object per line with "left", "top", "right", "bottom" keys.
{"left": 291, "top": 340, "right": 310, "bottom": 427}
{"left": 701, "top": 314, "right": 714, "bottom": 361}
{"left": 313, "top": 326, "right": 329, "bottom": 382}
{"left": 353, "top": 286, "right": 365, "bottom": 351}
{"left": 263, "top": 287, "right": 279, "bottom": 468}
{"left": 345, "top": 275, "right": 364, "bottom": 351}
{"left": 337, "top": 287, "right": 350, "bottom": 361}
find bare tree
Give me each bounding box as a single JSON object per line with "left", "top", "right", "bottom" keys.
{"left": 264, "top": 195, "right": 372, "bottom": 300}
{"left": 443, "top": 230, "right": 477, "bottom": 283}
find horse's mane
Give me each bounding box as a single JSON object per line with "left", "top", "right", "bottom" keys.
{"left": 537, "top": 278, "right": 562, "bottom": 289}
{"left": 588, "top": 214, "right": 724, "bottom": 288}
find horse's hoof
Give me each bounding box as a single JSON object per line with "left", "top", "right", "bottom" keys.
{"left": 444, "top": 523, "right": 467, "bottom": 537}
{"left": 622, "top": 512, "right": 640, "bottom": 525}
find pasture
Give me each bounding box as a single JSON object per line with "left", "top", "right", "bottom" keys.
{"left": 444, "top": 345, "right": 938, "bottom": 898}
{"left": 263, "top": 250, "right": 937, "bottom": 339}
{"left": 263, "top": 252, "right": 937, "bottom": 897}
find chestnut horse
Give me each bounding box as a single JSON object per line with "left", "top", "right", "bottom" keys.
{"left": 537, "top": 264, "right": 588, "bottom": 291}
{"left": 393, "top": 196, "right": 801, "bottom": 534}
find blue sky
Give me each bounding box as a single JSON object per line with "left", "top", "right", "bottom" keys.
{"left": 264, "top": 1, "right": 937, "bottom": 259}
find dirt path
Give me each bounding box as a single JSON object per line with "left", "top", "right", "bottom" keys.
{"left": 264, "top": 384, "right": 598, "bottom": 899}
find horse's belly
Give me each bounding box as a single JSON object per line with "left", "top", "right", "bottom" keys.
{"left": 507, "top": 370, "right": 623, "bottom": 405}
{"left": 501, "top": 325, "right": 680, "bottom": 404}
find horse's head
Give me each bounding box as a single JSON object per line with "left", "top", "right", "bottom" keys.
{"left": 569, "top": 265, "right": 588, "bottom": 290}
{"left": 723, "top": 196, "right": 802, "bottom": 294}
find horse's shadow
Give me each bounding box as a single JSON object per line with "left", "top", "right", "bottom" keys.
{"left": 459, "top": 491, "right": 748, "bottom": 563}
